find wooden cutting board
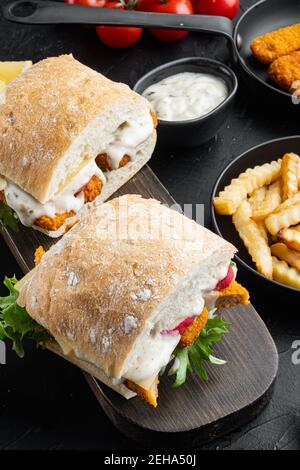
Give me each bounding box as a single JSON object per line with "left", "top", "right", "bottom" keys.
{"left": 0, "top": 166, "right": 278, "bottom": 448}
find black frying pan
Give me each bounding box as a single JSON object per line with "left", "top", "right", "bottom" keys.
{"left": 234, "top": 0, "right": 300, "bottom": 107}
{"left": 2, "top": 0, "right": 300, "bottom": 108}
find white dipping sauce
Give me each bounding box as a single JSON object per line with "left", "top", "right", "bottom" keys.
{"left": 143, "top": 72, "right": 228, "bottom": 122}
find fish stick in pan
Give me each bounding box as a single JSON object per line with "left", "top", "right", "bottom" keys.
{"left": 251, "top": 23, "right": 300, "bottom": 65}
{"left": 268, "top": 51, "right": 300, "bottom": 91}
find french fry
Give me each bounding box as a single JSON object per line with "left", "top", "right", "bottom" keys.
{"left": 213, "top": 159, "right": 282, "bottom": 215}
{"left": 256, "top": 220, "right": 269, "bottom": 243}
{"left": 265, "top": 201, "right": 300, "bottom": 235}
{"left": 293, "top": 224, "right": 300, "bottom": 232}
{"left": 251, "top": 180, "right": 282, "bottom": 221}
{"left": 248, "top": 187, "right": 267, "bottom": 212}
{"left": 281, "top": 153, "right": 300, "bottom": 200}
{"left": 271, "top": 242, "right": 300, "bottom": 271}
{"left": 232, "top": 200, "right": 273, "bottom": 278}
{"left": 272, "top": 191, "right": 300, "bottom": 214}
{"left": 272, "top": 256, "right": 300, "bottom": 289}
{"left": 278, "top": 227, "right": 300, "bottom": 251}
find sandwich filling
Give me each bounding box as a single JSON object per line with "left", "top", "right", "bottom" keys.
{"left": 121, "top": 261, "right": 249, "bottom": 406}
{"left": 122, "top": 261, "right": 231, "bottom": 386}
{"left": 0, "top": 112, "right": 155, "bottom": 233}
{"left": 2, "top": 160, "right": 105, "bottom": 228}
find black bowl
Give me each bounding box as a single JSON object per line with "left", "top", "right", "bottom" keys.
{"left": 211, "top": 135, "right": 300, "bottom": 294}
{"left": 133, "top": 57, "right": 238, "bottom": 148}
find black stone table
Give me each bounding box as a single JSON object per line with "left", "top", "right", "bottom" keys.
{"left": 0, "top": 0, "right": 299, "bottom": 450}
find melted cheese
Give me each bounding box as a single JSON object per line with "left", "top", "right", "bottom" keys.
{"left": 4, "top": 160, "right": 105, "bottom": 227}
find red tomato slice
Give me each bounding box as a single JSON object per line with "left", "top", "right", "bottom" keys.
{"left": 215, "top": 264, "right": 234, "bottom": 291}
{"left": 161, "top": 316, "right": 195, "bottom": 335}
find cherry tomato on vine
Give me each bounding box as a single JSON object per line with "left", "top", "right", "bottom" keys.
{"left": 192, "top": 0, "right": 239, "bottom": 19}
{"left": 96, "top": 1, "right": 143, "bottom": 48}
{"left": 137, "top": 0, "right": 193, "bottom": 42}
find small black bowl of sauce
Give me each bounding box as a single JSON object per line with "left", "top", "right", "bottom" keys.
{"left": 133, "top": 57, "right": 238, "bottom": 148}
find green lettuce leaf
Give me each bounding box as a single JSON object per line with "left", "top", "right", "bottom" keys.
{"left": 171, "top": 314, "right": 230, "bottom": 388}
{"left": 0, "top": 202, "right": 19, "bottom": 232}
{"left": 0, "top": 276, "right": 52, "bottom": 357}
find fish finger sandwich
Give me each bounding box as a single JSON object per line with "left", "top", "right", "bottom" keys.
{"left": 0, "top": 55, "right": 157, "bottom": 236}
{"left": 0, "top": 195, "right": 249, "bottom": 407}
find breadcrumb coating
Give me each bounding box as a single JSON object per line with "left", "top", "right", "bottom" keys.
{"left": 96, "top": 153, "right": 131, "bottom": 171}
{"left": 179, "top": 307, "right": 208, "bottom": 348}
{"left": 82, "top": 174, "right": 103, "bottom": 203}
{"left": 34, "top": 210, "right": 76, "bottom": 231}
{"left": 150, "top": 111, "right": 158, "bottom": 128}
{"left": 34, "top": 246, "right": 46, "bottom": 266}
{"left": 119, "top": 154, "right": 131, "bottom": 168}
{"left": 251, "top": 23, "right": 300, "bottom": 65}
{"left": 125, "top": 376, "right": 159, "bottom": 408}
{"left": 268, "top": 51, "right": 300, "bottom": 90}
{"left": 216, "top": 280, "right": 250, "bottom": 309}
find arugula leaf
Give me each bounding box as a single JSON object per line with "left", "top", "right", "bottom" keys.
{"left": 171, "top": 314, "right": 230, "bottom": 387}
{"left": 189, "top": 344, "right": 209, "bottom": 381}
{"left": 0, "top": 202, "right": 19, "bottom": 232}
{"left": 0, "top": 276, "right": 52, "bottom": 357}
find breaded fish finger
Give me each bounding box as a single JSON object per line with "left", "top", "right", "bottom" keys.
{"left": 251, "top": 23, "right": 300, "bottom": 64}
{"left": 268, "top": 51, "right": 300, "bottom": 90}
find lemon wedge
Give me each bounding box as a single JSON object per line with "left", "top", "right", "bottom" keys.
{"left": 0, "top": 80, "right": 5, "bottom": 92}
{"left": 0, "top": 60, "right": 32, "bottom": 85}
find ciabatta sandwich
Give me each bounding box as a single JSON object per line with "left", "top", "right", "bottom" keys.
{"left": 0, "top": 55, "right": 157, "bottom": 237}
{"left": 0, "top": 195, "right": 249, "bottom": 407}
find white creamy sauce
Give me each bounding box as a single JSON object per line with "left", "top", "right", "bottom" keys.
{"left": 4, "top": 160, "right": 104, "bottom": 227}
{"left": 204, "top": 261, "right": 229, "bottom": 291}
{"left": 123, "top": 260, "right": 230, "bottom": 387}
{"left": 105, "top": 113, "right": 154, "bottom": 170}
{"left": 143, "top": 72, "right": 228, "bottom": 122}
